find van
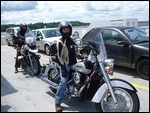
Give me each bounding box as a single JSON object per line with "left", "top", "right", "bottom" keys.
{"left": 5, "top": 27, "right": 20, "bottom": 46}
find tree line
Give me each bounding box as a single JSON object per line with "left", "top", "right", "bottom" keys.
{"left": 1, "top": 21, "right": 90, "bottom": 32}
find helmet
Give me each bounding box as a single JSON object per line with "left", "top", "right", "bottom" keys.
{"left": 72, "top": 31, "right": 79, "bottom": 39}
{"left": 20, "top": 23, "right": 27, "bottom": 31}
{"left": 58, "top": 20, "right": 72, "bottom": 38}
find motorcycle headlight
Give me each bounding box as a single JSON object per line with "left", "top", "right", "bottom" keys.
{"left": 88, "top": 54, "right": 96, "bottom": 63}
{"left": 104, "top": 59, "right": 114, "bottom": 68}
{"left": 73, "top": 72, "right": 81, "bottom": 84}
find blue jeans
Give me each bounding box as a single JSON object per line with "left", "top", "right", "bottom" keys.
{"left": 55, "top": 65, "right": 71, "bottom": 104}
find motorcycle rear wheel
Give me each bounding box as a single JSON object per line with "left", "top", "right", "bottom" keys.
{"left": 95, "top": 87, "right": 140, "bottom": 112}
{"left": 48, "top": 68, "right": 60, "bottom": 94}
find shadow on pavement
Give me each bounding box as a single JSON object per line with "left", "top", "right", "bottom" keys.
{"left": 113, "top": 65, "right": 140, "bottom": 79}
{"left": 1, "top": 105, "right": 11, "bottom": 112}
{"left": 46, "top": 89, "right": 96, "bottom": 112}
{"left": 1, "top": 74, "right": 18, "bottom": 97}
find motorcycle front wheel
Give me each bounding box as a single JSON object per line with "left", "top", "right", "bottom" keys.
{"left": 95, "top": 87, "right": 140, "bottom": 112}
{"left": 30, "top": 55, "right": 41, "bottom": 75}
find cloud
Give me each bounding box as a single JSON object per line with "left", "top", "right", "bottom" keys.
{"left": 1, "top": 1, "right": 38, "bottom": 11}
{"left": 84, "top": 1, "right": 122, "bottom": 11}
{"left": 1, "top": 1, "right": 149, "bottom": 25}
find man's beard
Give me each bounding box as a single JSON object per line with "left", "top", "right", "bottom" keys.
{"left": 62, "top": 32, "right": 71, "bottom": 39}
{"left": 22, "top": 29, "right": 26, "bottom": 33}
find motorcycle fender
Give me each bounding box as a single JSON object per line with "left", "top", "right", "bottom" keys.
{"left": 91, "top": 79, "right": 137, "bottom": 103}
{"left": 29, "top": 48, "right": 38, "bottom": 53}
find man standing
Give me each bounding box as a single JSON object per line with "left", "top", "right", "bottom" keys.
{"left": 50, "top": 20, "right": 77, "bottom": 112}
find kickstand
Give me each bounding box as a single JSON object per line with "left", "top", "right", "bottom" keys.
{"left": 66, "top": 96, "right": 71, "bottom": 104}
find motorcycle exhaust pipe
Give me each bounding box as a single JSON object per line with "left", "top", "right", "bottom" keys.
{"left": 41, "top": 76, "right": 58, "bottom": 89}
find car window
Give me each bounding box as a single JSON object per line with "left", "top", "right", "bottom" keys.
{"left": 32, "top": 31, "right": 37, "bottom": 36}
{"left": 42, "top": 29, "right": 61, "bottom": 38}
{"left": 103, "top": 30, "right": 123, "bottom": 45}
{"left": 12, "top": 29, "right": 15, "bottom": 34}
{"left": 55, "top": 29, "right": 61, "bottom": 36}
{"left": 14, "top": 28, "right": 20, "bottom": 33}
{"left": 37, "top": 31, "right": 42, "bottom": 37}
{"left": 6, "top": 29, "right": 11, "bottom": 33}
{"left": 112, "top": 30, "right": 123, "bottom": 41}
{"left": 122, "top": 27, "right": 149, "bottom": 43}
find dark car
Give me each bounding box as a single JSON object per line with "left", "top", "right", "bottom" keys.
{"left": 81, "top": 26, "right": 149, "bottom": 80}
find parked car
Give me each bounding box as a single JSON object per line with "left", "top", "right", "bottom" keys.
{"left": 5, "top": 27, "right": 20, "bottom": 46}
{"left": 81, "top": 26, "right": 149, "bottom": 80}
{"left": 32, "top": 28, "right": 62, "bottom": 55}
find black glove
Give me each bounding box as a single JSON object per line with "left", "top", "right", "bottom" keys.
{"left": 13, "top": 37, "right": 21, "bottom": 45}
{"left": 61, "top": 65, "right": 68, "bottom": 77}
{"left": 19, "top": 39, "right": 25, "bottom": 45}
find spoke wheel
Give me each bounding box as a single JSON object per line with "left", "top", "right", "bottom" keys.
{"left": 95, "top": 87, "right": 140, "bottom": 112}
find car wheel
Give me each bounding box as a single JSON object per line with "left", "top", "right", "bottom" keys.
{"left": 45, "top": 45, "right": 50, "bottom": 55}
{"left": 6, "top": 39, "right": 10, "bottom": 46}
{"left": 137, "top": 59, "right": 149, "bottom": 80}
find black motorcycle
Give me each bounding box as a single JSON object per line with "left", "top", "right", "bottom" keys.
{"left": 41, "top": 32, "right": 140, "bottom": 112}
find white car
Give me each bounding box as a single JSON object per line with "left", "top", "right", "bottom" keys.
{"left": 32, "top": 28, "right": 61, "bottom": 55}
{"left": 5, "top": 27, "right": 20, "bottom": 46}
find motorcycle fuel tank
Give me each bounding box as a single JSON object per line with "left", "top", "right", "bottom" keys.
{"left": 71, "top": 62, "right": 91, "bottom": 74}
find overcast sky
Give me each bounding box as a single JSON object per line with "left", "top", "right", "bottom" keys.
{"left": 1, "top": 1, "right": 149, "bottom": 25}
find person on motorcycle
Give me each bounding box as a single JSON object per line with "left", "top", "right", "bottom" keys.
{"left": 50, "top": 20, "right": 77, "bottom": 112}
{"left": 14, "top": 23, "right": 28, "bottom": 73}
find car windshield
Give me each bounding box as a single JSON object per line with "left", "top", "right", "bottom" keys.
{"left": 42, "top": 29, "right": 61, "bottom": 38}
{"left": 122, "top": 27, "right": 149, "bottom": 44}
{"left": 82, "top": 31, "right": 107, "bottom": 62}
{"left": 15, "top": 28, "right": 20, "bottom": 32}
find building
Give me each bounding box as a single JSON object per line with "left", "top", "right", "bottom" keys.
{"left": 72, "top": 19, "right": 149, "bottom": 39}
{"left": 138, "top": 21, "right": 149, "bottom": 33}
{"left": 85, "top": 18, "right": 149, "bottom": 34}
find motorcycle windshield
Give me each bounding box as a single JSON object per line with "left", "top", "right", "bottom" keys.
{"left": 82, "top": 31, "right": 107, "bottom": 62}
{"left": 24, "top": 29, "right": 37, "bottom": 45}
{"left": 25, "top": 29, "right": 36, "bottom": 38}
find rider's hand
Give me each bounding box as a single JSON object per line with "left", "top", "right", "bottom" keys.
{"left": 20, "top": 36, "right": 25, "bottom": 40}
{"left": 22, "top": 36, "right": 25, "bottom": 39}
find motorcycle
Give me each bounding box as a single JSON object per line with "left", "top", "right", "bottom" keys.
{"left": 41, "top": 32, "right": 140, "bottom": 112}
{"left": 15, "top": 30, "right": 41, "bottom": 75}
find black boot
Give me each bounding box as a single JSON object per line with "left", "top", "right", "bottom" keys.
{"left": 14, "top": 68, "right": 18, "bottom": 73}
{"left": 55, "top": 104, "right": 62, "bottom": 112}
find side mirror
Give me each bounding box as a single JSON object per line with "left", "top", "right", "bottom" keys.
{"left": 72, "top": 31, "right": 80, "bottom": 39}
{"left": 117, "top": 41, "right": 129, "bottom": 46}
{"left": 37, "top": 36, "right": 43, "bottom": 39}
{"left": 36, "top": 38, "right": 40, "bottom": 41}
